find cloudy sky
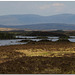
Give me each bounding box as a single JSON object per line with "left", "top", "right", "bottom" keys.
{"left": 0, "top": 1, "right": 75, "bottom": 16}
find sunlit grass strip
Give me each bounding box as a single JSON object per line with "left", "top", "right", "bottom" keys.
{"left": 15, "top": 49, "right": 75, "bottom": 57}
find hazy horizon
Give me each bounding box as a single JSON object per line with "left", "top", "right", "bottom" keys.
{"left": 0, "top": 1, "right": 75, "bottom": 16}
{"left": 0, "top": 13, "right": 75, "bottom": 16}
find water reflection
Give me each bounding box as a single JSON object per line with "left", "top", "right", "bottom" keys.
{"left": 16, "top": 36, "right": 75, "bottom": 42}
{"left": 30, "top": 39, "right": 41, "bottom": 41}
{"left": 0, "top": 39, "right": 27, "bottom": 46}
{"left": 16, "top": 36, "right": 36, "bottom": 39}
{"left": 69, "top": 36, "right": 75, "bottom": 38}
{"left": 68, "top": 39, "right": 75, "bottom": 42}
{"left": 48, "top": 37, "right": 59, "bottom": 39}
{"left": 50, "top": 39, "right": 58, "bottom": 41}
{"left": 0, "top": 36, "right": 75, "bottom": 46}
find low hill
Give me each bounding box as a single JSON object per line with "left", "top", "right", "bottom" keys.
{"left": 8, "top": 23, "right": 75, "bottom": 30}
{"left": 0, "top": 23, "right": 75, "bottom": 31}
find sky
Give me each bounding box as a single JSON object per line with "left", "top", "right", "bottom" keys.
{"left": 0, "top": 1, "right": 75, "bottom": 16}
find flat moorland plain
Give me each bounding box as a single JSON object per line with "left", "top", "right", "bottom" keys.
{"left": 0, "top": 41, "right": 75, "bottom": 74}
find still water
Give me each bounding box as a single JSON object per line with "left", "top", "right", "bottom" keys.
{"left": 0, "top": 36, "right": 75, "bottom": 46}
{"left": 0, "top": 39, "right": 27, "bottom": 46}
{"left": 16, "top": 36, "right": 75, "bottom": 42}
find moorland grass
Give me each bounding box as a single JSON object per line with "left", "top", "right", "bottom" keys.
{"left": 0, "top": 41, "right": 75, "bottom": 74}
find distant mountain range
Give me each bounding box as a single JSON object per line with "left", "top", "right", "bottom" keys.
{"left": 0, "top": 14, "right": 75, "bottom": 30}
{"left": 0, "top": 14, "right": 75, "bottom": 25}
{"left": 0, "top": 23, "right": 75, "bottom": 30}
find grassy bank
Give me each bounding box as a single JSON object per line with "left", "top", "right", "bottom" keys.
{"left": 0, "top": 41, "right": 75, "bottom": 74}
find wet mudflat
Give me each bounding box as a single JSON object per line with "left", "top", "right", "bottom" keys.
{"left": 0, "top": 41, "right": 75, "bottom": 74}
